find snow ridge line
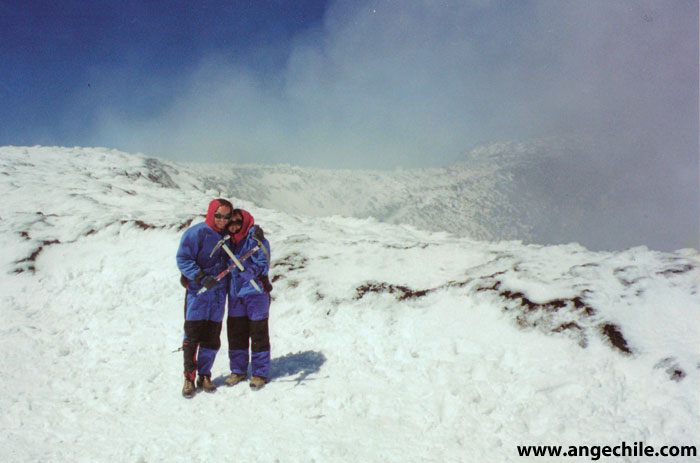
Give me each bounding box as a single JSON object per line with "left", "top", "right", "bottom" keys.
{"left": 12, "top": 218, "right": 195, "bottom": 274}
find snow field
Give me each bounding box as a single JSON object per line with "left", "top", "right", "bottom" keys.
{"left": 0, "top": 146, "right": 697, "bottom": 462}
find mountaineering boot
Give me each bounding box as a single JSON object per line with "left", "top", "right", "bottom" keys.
{"left": 225, "top": 372, "right": 247, "bottom": 387}
{"left": 182, "top": 379, "right": 196, "bottom": 398}
{"left": 197, "top": 375, "right": 217, "bottom": 393}
{"left": 249, "top": 376, "right": 266, "bottom": 390}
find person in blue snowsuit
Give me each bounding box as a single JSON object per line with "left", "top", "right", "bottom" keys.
{"left": 176, "top": 198, "right": 233, "bottom": 398}
{"left": 223, "top": 208, "right": 272, "bottom": 390}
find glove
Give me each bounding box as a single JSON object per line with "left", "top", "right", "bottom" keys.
{"left": 259, "top": 274, "right": 273, "bottom": 293}
{"left": 202, "top": 276, "right": 218, "bottom": 290}
{"left": 252, "top": 225, "right": 265, "bottom": 241}
{"left": 179, "top": 274, "right": 189, "bottom": 288}
{"left": 194, "top": 271, "right": 218, "bottom": 290}
{"left": 239, "top": 267, "right": 256, "bottom": 282}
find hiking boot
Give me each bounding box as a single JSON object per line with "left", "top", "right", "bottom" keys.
{"left": 196, "top": 375, "right": 217, "bottom": 393}
{"left": 249, "top": 376, "right": 266, "bottom": 390}
{"left": 182, "top": 379, "right": 196, "bottom": 398}
{"left": 224, "top": 372, "right": 247, "bottom": 387}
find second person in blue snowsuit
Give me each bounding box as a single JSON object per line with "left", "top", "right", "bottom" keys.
{"left": 224, "top": 209, "right": 272, "bottom": 390}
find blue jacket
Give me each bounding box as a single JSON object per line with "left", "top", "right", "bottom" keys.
{"left": 229, "top": 225, "right": 271, "bottom": 299}
{"left": 176, "top": 221, "right": 229, "bottom": 322}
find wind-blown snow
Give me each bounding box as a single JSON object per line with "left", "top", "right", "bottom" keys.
{"left": 0, "top": 146, "right": 698, "bottom": 461}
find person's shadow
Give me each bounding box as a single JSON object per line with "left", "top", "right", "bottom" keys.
{"left": 212, "top": 350, "right": 326, "bottom": 388}
{"left": 269, "top": 350, "right": 326, "bottom": 385}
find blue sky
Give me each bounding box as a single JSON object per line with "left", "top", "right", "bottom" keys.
{"left": 1, "top": 1, "right": 327, "bottom": 153}
{"left": 1, "top": 0, "right": 697, "bottom": 174}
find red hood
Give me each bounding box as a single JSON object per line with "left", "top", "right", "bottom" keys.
{"left": 230, "top": 209, "right": 254, "bottom": 243}
{"left": 204, "top": 199, "right": 230, "bottom": 232}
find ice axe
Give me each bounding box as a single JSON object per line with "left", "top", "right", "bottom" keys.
{"left": 211, "top": 235, "right": 262, "bottom": 292}
{"left": 197, "top": 243, "right": 260, "bottom": 295}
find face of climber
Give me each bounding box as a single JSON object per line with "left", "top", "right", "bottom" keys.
{"left": 227, "top": 211, "right": 243, "bottom": 234}
{"left": 213, "top": 205, "right": 232, "bottom": 231}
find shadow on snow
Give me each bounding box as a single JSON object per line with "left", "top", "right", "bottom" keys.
{"left": 269, "top": 350, "right": 326, "bottom": 385}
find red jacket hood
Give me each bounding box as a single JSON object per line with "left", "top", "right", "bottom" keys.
{"left": 230, "top": 209, "right": 254, "bottom": 243}
{"left": 204, "top": 199, "right": 231, "bottom": 233}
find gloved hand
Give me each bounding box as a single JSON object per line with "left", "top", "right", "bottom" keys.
{"left": 202, "top": 276, "right": 218, "bottom": 289}
{"left": 194, "top": 271, "right": 219, "bottom": 289}
{"left": 239, "top": 267, "right": 256, "bottom": 282}
{"left": 259, "top": 274, "right": 273, "bottom": 293}
{"left": 252, "top": 225, "right": 265, "bottom": 241}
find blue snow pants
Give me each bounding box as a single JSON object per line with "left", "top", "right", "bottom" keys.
{"left": 227, "top": 292, "right": 271, "bottom": 379}
{"left": 183, "top": 285, "right": 227, "bottom": 380}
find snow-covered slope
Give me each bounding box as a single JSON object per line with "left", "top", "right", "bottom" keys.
{"left": 157, "top": 138, "right": 697, "bottom": 252}
{"left": 178, "top": 141, "right": 547, "bottom": 243}
{"left": 1, "top": 146, "right": 698, "bottom": 461}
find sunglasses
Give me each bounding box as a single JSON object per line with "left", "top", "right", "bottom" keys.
{"left": 214, "top": 213, "right": 232, "bottom": 219}
{"left": 228, "top": 219, "right": 243, "bottom": 226}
